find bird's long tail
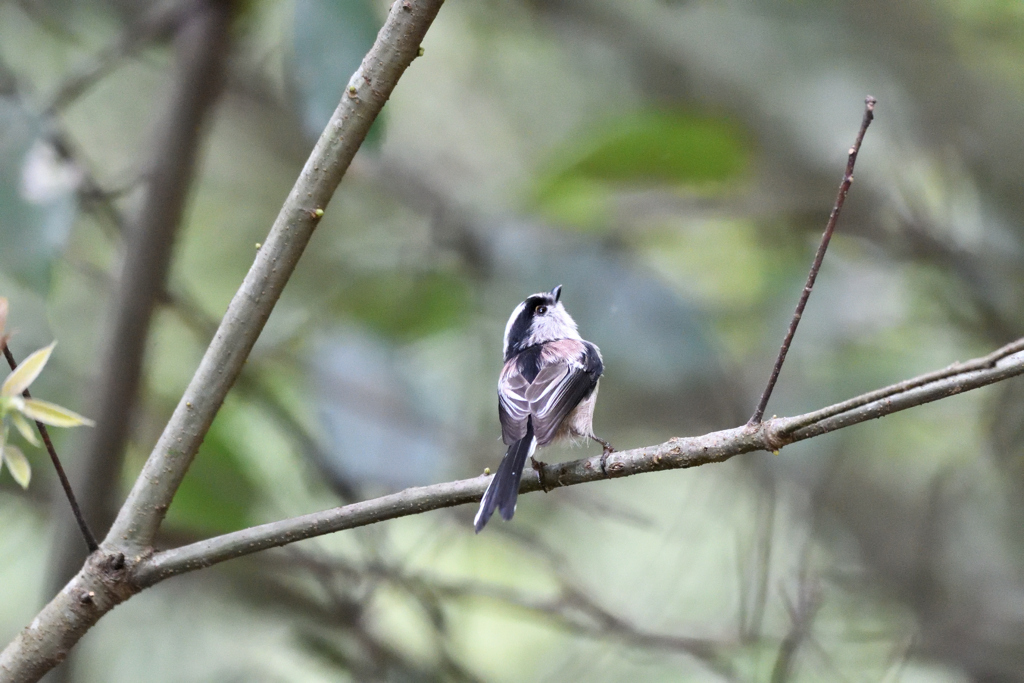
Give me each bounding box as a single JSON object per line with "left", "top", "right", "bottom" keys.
{"left": 474, "top": 419, "right": 535, "bottom": 533}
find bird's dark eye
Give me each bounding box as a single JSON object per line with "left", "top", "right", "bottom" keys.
{"left": 536, "top": 305, "right": 548, "bottom": 314}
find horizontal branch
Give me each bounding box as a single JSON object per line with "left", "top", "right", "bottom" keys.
{"left": 135, "top": 337, "right": 1024, "bottom": 585}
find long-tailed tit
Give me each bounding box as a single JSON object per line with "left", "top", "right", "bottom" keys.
{"left": 474, "top": 285, "right": 613, "bottom": 533}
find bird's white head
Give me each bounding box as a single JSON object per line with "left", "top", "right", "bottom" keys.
{"left": 502, "top": 285, "right": 581, "bottom": 360}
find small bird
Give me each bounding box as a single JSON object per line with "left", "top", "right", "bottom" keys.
{"left": 474, "top": 285, "right": 613, "bottom": 533}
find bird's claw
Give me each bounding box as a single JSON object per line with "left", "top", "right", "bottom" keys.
{"left": 592, "top": 436, "right": 616, "bottom": 476}
{"left": 531, "top": 457, "right": 552, "bottom": 492}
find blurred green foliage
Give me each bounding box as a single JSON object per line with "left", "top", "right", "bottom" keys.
{"left": 164, "top": 412, "right": 258, "bottom": 534}
{"left": 330, "top": 271, "right": 471, "bottom": 341}
{"left": 534, "top": 110, "right": 749, "bottom": 228}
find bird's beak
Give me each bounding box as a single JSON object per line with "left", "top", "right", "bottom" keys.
{"left": 551, "top": 284, "right": 562, "bottom": 302}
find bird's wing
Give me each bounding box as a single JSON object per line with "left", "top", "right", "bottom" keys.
{"left": 499, "top": 340, "right": 603, "bottom": 446}
{"left": 498, "top": 361, "right": 532, "bottom": 444}
{"left": 526, "top": 358, "right": 598, "bottom": 445}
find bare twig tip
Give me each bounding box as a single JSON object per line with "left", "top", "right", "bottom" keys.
{"left": 747, "top": 98, "right": 877, "bottom": 424}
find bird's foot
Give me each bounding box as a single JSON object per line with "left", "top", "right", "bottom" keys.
{"left": 531, "top": 456, "right": 552, "bottom": 492}
{"left": 591, "top": 436, "right": 616, "bottom": 476}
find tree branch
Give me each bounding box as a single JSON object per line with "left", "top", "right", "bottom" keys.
{"left": 134, "top": 336, "right": 1024, "bottom": 584}
{"left": 776, "top": 336, "right": 1024, "bottom": 438}
{"left": 749, "top": 96, "right": 876, "bottom": 425}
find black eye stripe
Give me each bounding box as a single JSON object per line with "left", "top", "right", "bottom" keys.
{"left": 505, "top": 294, "right": 557, "bottom": 361}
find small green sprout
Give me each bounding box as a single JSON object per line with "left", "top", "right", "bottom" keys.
{"left": 0, "top": 298, "right": 94, "bottom": 489}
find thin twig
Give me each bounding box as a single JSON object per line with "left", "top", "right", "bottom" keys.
{"left": 2, "top": 345, "right": 98, "bottom": 552}
{"left": 749, "top": 96, "right": 877, "bottom": 425}
{"left": 778, "top": 335, "right": 1024, "bottom": 436}
{"left": 49, "top": 130, "right": 127, "bottom": 238}
{"left": 739, "top": 483, "right": 775, "bottom": 642}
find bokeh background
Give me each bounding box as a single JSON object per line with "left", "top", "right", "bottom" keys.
{"left": 1, "top": 0, "right": 1024, "bottom": 681}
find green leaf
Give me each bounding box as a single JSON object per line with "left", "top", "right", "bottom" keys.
{"left": 10, "top": 411, "right": 40, "bottom": 447}
{"left": 534, "top": 110, "right": 750, "bottom": 229}
{"left": 556, "top": 110, "right": 748, "bottom": 183}
{"left": 531, "top": 177, "right": 615, "bottom": 230}
{"left": 1, "top": 341, "right": 55, "bottom": 398}
{"left": 3, "top": 443, "right": 30, "bottom": 488}
{"left": 18, "top": 398, "right": 94, "bottom": 428}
